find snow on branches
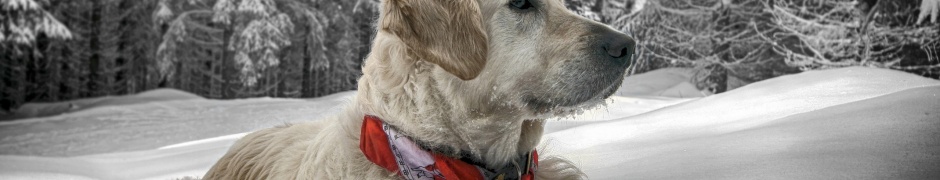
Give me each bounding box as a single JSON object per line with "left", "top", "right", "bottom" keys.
{"left": 765, "top": 0, "right": 940, "bottom": 75}
{"left": 570, "top": 0, "right": 940, "bottom": 92}
{"left": 920, "top": 0, "right": 940, "bottom": 24}
{"left": 0, "top": 0, "right": 71, "bottom": 46}
{"left": 212, "top": 0, "right": 295, "bottom": 86}
{"left": 153, "top": 0, "right": 374, "bottom": 98}
{"left": 157, "top": 0, "right": 296, "bottom": 86}
{"left": 603, "top": 0, "right": 799, "bottom": 94}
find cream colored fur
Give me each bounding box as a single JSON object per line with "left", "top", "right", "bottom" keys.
{"left": 204, "top": 0, "right": 633, "bottom": 179}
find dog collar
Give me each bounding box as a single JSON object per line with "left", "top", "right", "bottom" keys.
{"left": 359, "top": 115, "right": 538, "bottom": 180}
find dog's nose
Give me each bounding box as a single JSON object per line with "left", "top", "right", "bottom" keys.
{"left": 600, "top": 30, "right": 636, "bottom": 66}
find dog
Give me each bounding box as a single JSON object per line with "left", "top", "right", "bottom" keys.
{"left": 204, "top": 0, "right": 635, "bottom": 179}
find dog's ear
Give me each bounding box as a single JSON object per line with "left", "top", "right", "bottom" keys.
{"left": 381, "top": 0, "right": 488, "bottom": 80}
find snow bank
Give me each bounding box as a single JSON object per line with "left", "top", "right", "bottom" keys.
{"left": 616, "top": 68, "right": 707, "bottom": 98}
{"left": 0, "top": 132, "right": 239, "bottom": 180}
{"left": 2, "top": 88, "right": 204, "bottom": 121}
{"left": 0, "top": 91, "right": 355, "bottom": 156}
{"left": 0, "top": 67, "right": 938, "bottom": 179}
{"left": 543, "top": 67, "right": 940, "bottom": 179}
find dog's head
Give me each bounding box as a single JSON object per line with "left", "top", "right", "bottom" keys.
{"left": 364, "top": 0, "right": 635, "bottom": 168}
{"left": 377, "top": 0, "right": 635, "bottom": 115}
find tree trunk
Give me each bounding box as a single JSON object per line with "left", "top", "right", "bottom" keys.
{"left": 14, "top": 50, "right": 28, "bottom": 109}
{"left": 277, "top": 49, "right": 289, "bottom": 97}
{"left": 174, "top": 60, "right": 184, "bottom": 90}
{"left": 1, "top": 55, "right": 11, "bottom": 110}
{"left": 26, "top": 45, "right": 40, "bottom": 102}
{"left": 301, "top": 26, "right": 314, "bottom": 98}
{"left": 115, "top": 0, "right": 132, "bottom": 94}
{"left": 221, "top": 27, "right": 235, "bottom": 99}
{"left": 48, "top": 51, "right": 61, "bottom": 101}
{"left": 58, "top": 42, "right": 77, "bottom": 101}
{"left": 314, "top": 70, "right": 322, "bottom": 97}
{"left": 87, "top": 0, "right": 103, "bottom": 97}
{"left": 0, "top": 48, "right": 27, "bottom": 110}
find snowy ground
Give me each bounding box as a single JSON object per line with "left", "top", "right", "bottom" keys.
{"left": 1, "top": 67, "right": 938, "bottom": 179}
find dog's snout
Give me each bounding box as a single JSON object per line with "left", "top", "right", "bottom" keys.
{"left": 597, "top": 28, "right": 636, "bottom": 66}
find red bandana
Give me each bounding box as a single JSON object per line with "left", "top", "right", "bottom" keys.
{"left": 360, "top": 115, "right": 538, "bottom": 180}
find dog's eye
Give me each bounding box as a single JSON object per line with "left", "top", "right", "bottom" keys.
{"left": 509, "top": 0, "right": 533, "bottom": 10}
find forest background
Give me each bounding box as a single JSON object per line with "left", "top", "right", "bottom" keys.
{"left": 2, "top": 0, "right": 939, "bottom": 111}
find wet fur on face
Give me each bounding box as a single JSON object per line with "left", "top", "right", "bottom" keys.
{"left": 204, "top": 0, "right": 633, "bottom": 179}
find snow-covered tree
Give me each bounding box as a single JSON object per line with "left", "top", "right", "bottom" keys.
{"left": 766, "top": 0, "right": 940, "bottom": 77}
{"left": 1, "top": 0, "right": 73, "bottom": 110}
{"left": 0, "top": 0, "right": 71, "bottom": 46}
{"left": 2, "top": 0, "right": 376, "bottom": 109}
{"left": 155, "top": 0, "right": 373, "bottom": 98}
{"left": 566, "top": 0, "right": 940, "bottom": 94}
{"left": 600, "top": 0, "right": 800, "bottom": 94}
{"left": 156, "top": 0, "right": 229, "bottom": 97}
{"left": 211, "top": 0, "right": 294, "bottom": 86}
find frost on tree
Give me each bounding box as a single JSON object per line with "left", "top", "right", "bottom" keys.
{"left": 153, "top": 0, "right": 365, "bottom": 98}
{"left": 566, "top": 0, "right": 940, "bottom": 92}
{"left": 920, "top": 0, "right": 940, "bottom": 24}
{"left": 212, "top": 0, "right": 294, "bottom": 86}
{"left": 765, "top": 0, "right": 940, "bottom": 74}
{"left": 156, "top": 0, "right": 307, "bottom": 88}
{"left": 0, "top": 0, "right": 71, "bottom": 45}
{"left": 157, "top": 0, "right": 295, "bottom": 86}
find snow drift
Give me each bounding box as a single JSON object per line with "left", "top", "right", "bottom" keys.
{"left": 614, "top": 68, "right": 706, "bottom": 98}
{"left": 0, "top": 67, "right": 938, "bottom": 179}
{"left": 2, "top": 89, "right": 204, "bottom": 121}
{"left": 544, "top": 67, "right": 940, "bottom": 179}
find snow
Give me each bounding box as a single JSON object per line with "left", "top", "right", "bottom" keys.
{"left": 3, "top": 88, "right": 204, "bottom": 121}
{"left": 0, "top": 90, "right": 353, "bottom": 156}
{"left": 615, "top": 68, "right": 707, "bottom": 98}
{"left": 1, "top": 67, "right": 939, "bottom": 179}
{"left": 543, "top": 67, "right": 940, "bottom": 179}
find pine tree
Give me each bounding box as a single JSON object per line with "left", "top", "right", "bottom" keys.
{"left": 0, "top": 0, "right": 71, "bottom": 46}
{"left": 114, "top": 0, "right": 161, "bottom": 94}
{"left": 1, "top": 0, "right": 72, "bottom": 110}
{"left": 156, "top": 0, "right": 227, "bottom": 97}
{"left": 3, "top": 0, "right": 378, "bottom": 111}
{"left": 158, "top": 0, "right": 309, "bottom": 98}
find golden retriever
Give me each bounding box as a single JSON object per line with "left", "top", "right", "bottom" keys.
{"left": 204, "top": 0, "right": 635, "bottom": 179}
